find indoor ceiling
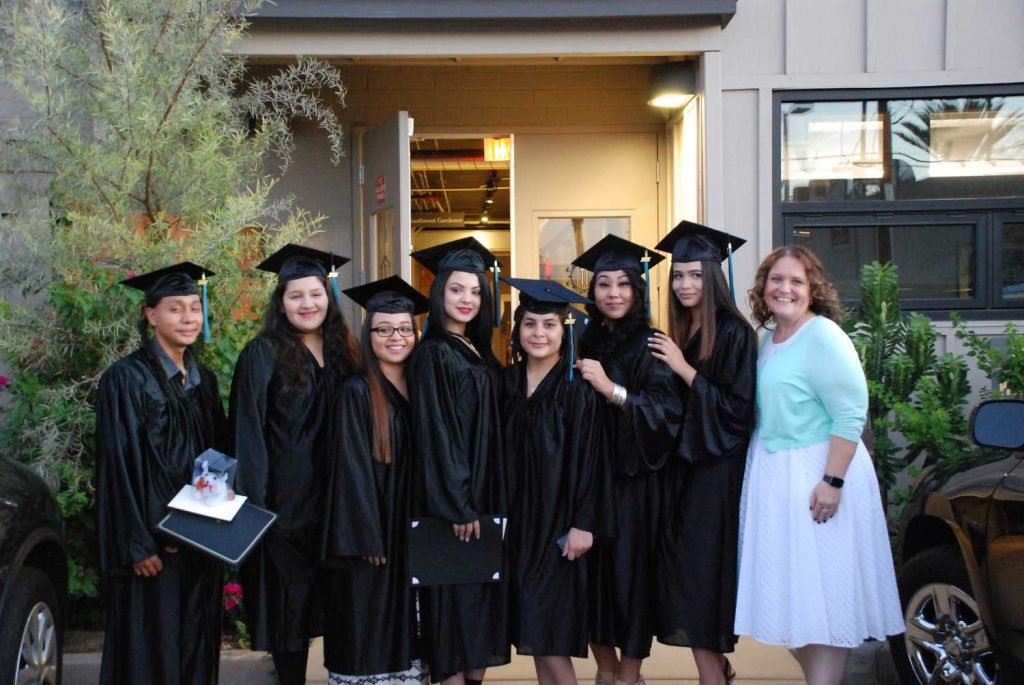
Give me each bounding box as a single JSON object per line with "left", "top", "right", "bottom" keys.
{"left": 410, "top": 137, "right": 510, "bottom": 230}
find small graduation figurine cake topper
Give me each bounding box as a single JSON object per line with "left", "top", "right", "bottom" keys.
{"left": 190, "top": 449, "right": 238, "bottom": 506}
{"left": 255, "top": 243, "right": 351, "bottom": 304}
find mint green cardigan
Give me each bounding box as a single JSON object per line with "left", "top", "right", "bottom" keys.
{"left": 756, "top": 315, "right": 867, "bottom": 452}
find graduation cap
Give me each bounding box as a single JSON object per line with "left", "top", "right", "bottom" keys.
{"left": 502, "top": 277, "right": 593, "bottom": 380}
{"left": 411, "top": 237, "right": 503, "bottom": 326}
{"left": 344, "top": 275, "right": 429, "bottom": 316}
{"left": 121, "top": 261, "right": 215, "bottom": 343}
{"left": 256, "top": 243, "right": 350, "bottom": 304}
{"left": 654, "top": 220, "right": 747, "bottom": 301}
{"left": 571, "top": 234, "right": 665, "bottom": 320}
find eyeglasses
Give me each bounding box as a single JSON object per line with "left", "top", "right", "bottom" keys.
{"left": 370, "top": 325, "right": 416, "bottom": 338}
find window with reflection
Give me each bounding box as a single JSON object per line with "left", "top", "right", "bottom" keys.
{"left": 791, "top": 221, "right": 976, "bottom": 303}
{"left": 1001, "top": 221, "right": 1024, "bottom": 303}
{"left": 778, "top": 88, "right": 1024, "bottom": 311}
{"left": 781, "top": 95, "right": 1024, "bottom": 203}
{"left": 538, "top": 216, "right": 630, "bottom": 295}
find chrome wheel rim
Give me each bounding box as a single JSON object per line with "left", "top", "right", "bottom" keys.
{"left": 14, "top": 601, "right": 58, "bottom": 685}
{"left": 903, "top": 582, "right": 996, "bottom": 685}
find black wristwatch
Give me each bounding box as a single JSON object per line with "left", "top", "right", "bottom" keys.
{"left": 822, "top": 474, "right": 845, "bottom": 489}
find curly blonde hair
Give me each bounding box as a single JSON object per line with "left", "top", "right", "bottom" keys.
{"left": 748, "top": 245, "right": 846, "bottom": 329}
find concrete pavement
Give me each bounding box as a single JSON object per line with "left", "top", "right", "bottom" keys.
{"left": 63, "top": 636, "right": 901, "bottom": 684}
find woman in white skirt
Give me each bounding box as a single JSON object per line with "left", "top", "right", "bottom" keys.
{"left": 734, "top": 245, "right": 903, "bottom": 685}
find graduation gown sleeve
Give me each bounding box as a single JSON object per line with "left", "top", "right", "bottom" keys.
{"left": 409, "top": 342, "right": 478, "bottom": 524}
{"left": 322, "top": 378, "right": 386, "bottom": 559}
{"left": 679, "top": 316, "right": 758, "bottom": 464}
{"left": 96, "top": 363, "right": 157, "bottom": 571}
{"left": 229, "top": 337, "right": 274, "bottom": 506}
{"left": 613, "top": 333, "right": 684, "bottom": 476}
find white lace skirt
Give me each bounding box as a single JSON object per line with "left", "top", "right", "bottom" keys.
{"left": 328, "top": 659, "right": 429, "bottom": 685}
{"left": 734, "top": 435, "right": 904, "bottom": 648}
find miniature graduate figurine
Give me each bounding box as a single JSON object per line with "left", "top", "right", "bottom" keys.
{"left": 96, "top": 262, "right": 226, "bottom": 685}
{"left": 571, "top": 235, "right": 684, "bottom": 685}
{"left": 407, "top": 237, "right": 510, "bottom": 684}
{"left": 321, "top": 276, "right": 430, "bottom": 685}
{"left": 230, "top": 244, "right": 361, "bottom": 685}
{"left": 647, "top": 222, "right": 757, "bottom": 685}
{"left": 500, "top": 278, "right": 615, "bottom": 685}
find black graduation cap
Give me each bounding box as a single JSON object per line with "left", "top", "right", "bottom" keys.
{"left": 343, "top": 275, "right": 429, "bottom": 315}
{"left": 407, "top": 516, "right": 505, "bottom": 586}
{"left": 410, "top": 237, "right": 501, "bottom": 275}
{"left": 655, "top": 220, "right": 746, "bottom": 263}
{"left": 572, "top": 234, "right": 665, "bottom": 274}
{"left": 256, "top": 243, "right": 349, "bottom": 302}
{"left": 120, "top": 261, "right": 212, "bottom": 299}
{"left": 571, "top": 235, "right": 664, "bottom": 319}
{"left": 411, "top": 237, "right": 503, "bottom": 326}
{"left": 120, "top": 261, "right": 215, "bottom": 342}
{"left": 502, "top": 277, "right": 592, "bottom": 379}
{"left": 654, "top": 221, "right": 746, "bottom": 301}
{"left": 500, "top": 277, "right": 592, "bottom": 306}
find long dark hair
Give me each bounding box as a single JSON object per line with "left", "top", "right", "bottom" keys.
{"left": 509, "top": 298, "right": 570, "bottom": 364}
{"left": 668, "top": 260, "right": 745, "bottom": 361}
{"left": 424, "top": 269, "right": 498, "bottom": 365}
{"left": 578, "top": 268, "right": 649, "bottom": 361}
{"left": 359, "top": 312, "right": 418, "bottom": 465}
{"left": 261, "top": 274, "right": 360, "bottom": 394}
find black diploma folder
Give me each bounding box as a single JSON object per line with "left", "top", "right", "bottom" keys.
{"left": 407, "top": 516, "right": 505, "bottom": 587}
{"left": 157, "top": 502, "right": 277, "bottom": 567}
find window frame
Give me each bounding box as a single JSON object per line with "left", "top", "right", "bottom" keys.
{"left": 773, "top": 83, "right": 1024, "bottom": 317}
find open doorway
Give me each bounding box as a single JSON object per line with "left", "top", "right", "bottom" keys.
{"left": 409, "top": 135, "right": 513, "bottom": 362}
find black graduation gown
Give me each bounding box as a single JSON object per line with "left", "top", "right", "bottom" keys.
{"left": 502, "top": 357, "right": 613, "bottom": 658}
{"left": 230, "top": 335, "right": 335, "bottom": 653}
{"left": 407, "top": 336, "right": 510, "bottom": 680}
{"left": 656, "top": 313, "right": 757, "bottom": 653}
{"left": 96, "top": 347, "right": 225, "bottom": 685}
{"left": 587, "top": 326, "right": 683, "bottom": 660}
{"left": 321, "top": 375, "right": 420, "bottom": 675}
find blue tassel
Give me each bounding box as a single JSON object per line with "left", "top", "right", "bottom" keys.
{"left": 642, "top": 250, "right": 652, "bottom": 319}
{"left": 199, "top": 273, "right": 211, "bottom": 343}
{"left": 493, "top": 260, "right": 501, "bottom": 327}
{"left": 566, "top": 314, "right": 576, "bottom": 381}
{"left": 328, "top": 265, "right": 342, "bottom": 305}
{"left": 727, "top": 242, "right": 736, "bottom": 303}
{"left": 422, "top": 313, "right": 430, "bottom": 336}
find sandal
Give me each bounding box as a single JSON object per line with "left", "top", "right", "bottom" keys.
{"left": 722, "top": 656, "right": 736, "bottom": 685}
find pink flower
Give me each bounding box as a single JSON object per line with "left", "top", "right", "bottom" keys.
{"left": 224, "top": 597, "right": 239, "bottom": 611}
{"left": 127, "top": 270, "right": 136, "bottom": 279}
{"left": 0, "top": 376, "right": 10, "bottom": 389}
{"left": 224, "top": 582, "right": 243, "bottom": 597}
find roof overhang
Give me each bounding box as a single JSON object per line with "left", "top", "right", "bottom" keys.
{"left": 246, "top": 0, "right": 737, "bottom": 27}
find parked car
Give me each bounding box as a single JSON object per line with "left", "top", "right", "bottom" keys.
{"left": 0, "top": 455, "right": 67, "bottom": 685}
{"left": 890, "top": 398, "right": 1024, "bottom": 684}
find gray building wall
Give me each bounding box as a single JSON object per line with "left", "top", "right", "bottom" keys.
{"left": 717, "top": 0, "right": 1024, "bottom": 396}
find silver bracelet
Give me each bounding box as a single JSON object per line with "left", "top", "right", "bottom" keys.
{"left": 609, "top": 383, "right": 628, "bottom": 408}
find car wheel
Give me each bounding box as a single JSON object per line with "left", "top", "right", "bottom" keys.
{"left": 0, "top": 567, "right": 62, "bottom": 685}
{"left": 889, "top": 545, "right": 998, "bottom": 685}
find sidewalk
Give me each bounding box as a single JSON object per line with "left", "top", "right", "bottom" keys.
{"left": 62, "top": 637, "right": 900, "bottom": 684}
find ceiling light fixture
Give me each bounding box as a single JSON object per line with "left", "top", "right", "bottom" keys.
{"left": 647, "top": 61, "right": 697, "bottom": 109}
